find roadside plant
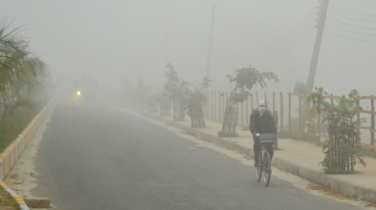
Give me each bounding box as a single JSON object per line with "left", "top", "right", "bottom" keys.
{"left": 0, "top": 22, "right": 50, "bottom": 163}
{"left": 163, "top": 63, "right": 190, "bottom": 121}
{"left": 0, "top": 23, "right": 48, "bottom": 121}
{"left": 219, "top": 66, "right": 278, "bottom": 137}
{"left": 293, "top": 81, "right": 309, "bottom": 95}
{"left": 309, "top": 87, "right": 366, "bottom": 174}
{"left": 185, "top": 77, "right": 209, "bottom": 128}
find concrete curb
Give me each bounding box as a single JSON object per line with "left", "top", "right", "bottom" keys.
{"left": 137, "top": 109, "right": 376, "bottom": 204}
{"left": 24, "top": 197, "right": 51, "bottom": 208}
{"left": 0, "top": 99, "right": 55, "bottom": 209}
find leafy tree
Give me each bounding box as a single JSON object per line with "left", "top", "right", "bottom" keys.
{"left": 162, "top": 63, "right": 190, "bottom": 121}
{"left": 293, "top": 81, "right": 309, "bottom": 94}
{"left": 226, "top": 67, "right": 279, "bottom": 104}
{"left": 219, "top": 66, "right": 278, "bottom": 136}
{"left": 185, "top": 77, "right": 209, "bottom": 127}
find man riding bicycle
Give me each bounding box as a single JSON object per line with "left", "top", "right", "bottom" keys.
{"left": 250, "top": 100, "right": 276, "bottom": 168}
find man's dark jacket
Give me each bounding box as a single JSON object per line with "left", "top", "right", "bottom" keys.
{"left": 250, "top": 110, "right": 276, "bottom": 134}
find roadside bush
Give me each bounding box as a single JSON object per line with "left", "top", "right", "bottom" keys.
{"left": 309, "top": 87, "right": 366, "bottom": 174}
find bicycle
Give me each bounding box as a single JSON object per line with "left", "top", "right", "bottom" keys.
{"left": 254, "top": 133, "right": 275, "bottom": 186}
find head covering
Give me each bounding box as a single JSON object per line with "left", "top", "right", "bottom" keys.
{"left": 258, "top": 100, "right": 266, "bottom": 115}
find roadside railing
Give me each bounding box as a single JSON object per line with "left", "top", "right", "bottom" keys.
{"left": 205, "top": 91, "right": 375, "bottom": 156}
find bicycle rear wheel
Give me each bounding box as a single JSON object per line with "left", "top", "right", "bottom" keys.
{"left": 255, "top": 152, "right": 263, "bottom": 182}
{"left": 263, "top": 152, "right": 271, "bottom": 186}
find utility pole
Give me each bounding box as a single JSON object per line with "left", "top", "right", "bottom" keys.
{"left": 204, "top": 3, "right": 217, "bottom": 117}
{"left": 165, "top": 17, "right": 171, "bottom": 64}
{"left": 206, "top": 3, "right": 217, "bottom": 81}
{"left": 306, "top": 0, "right": 329, "bottom": 92}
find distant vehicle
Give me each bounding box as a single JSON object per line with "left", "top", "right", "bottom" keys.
{"left": 74, "top": 74, "right": 98, "bottom": 102}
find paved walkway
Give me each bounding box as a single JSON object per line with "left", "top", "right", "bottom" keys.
{"left": 138, "top": 109, "right": 376, "bottom": 204}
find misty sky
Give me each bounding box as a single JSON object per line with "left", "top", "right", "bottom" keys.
{"left": 1, "top": 0, "right": 376, "bottom": 96}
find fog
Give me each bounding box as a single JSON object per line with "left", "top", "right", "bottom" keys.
{"left": 1, "top": 0, "right": 376, "bottom": 96}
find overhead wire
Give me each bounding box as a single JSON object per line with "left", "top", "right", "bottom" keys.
{"left": 327, "top": 17, "right": 376, "bottom": 31}
{"left": 255, "top": 16, "right": 315, "bottom": 58}
{"left": 250, "top": 0, "right": 277, "bottom": 16}
{"left": 324, "top": 30, "right": 376, "bottom": 44}
{"left": 329, "top": 4, "right": 376, "bottom": 17}
{"left": 248, "top": 2, "right": 376, "bottom": 63}
{"left": 249, "top": 3, "right": 319, "bottom": 62}
{"left": 255, "top": 3, "right": 318, "bottom": 52}
{"left": 328, "top": 11, "right": 376, "bottom": 24}
{"left": 325, "top": 4, "right": 376, "bottom": 43}
{"left": 253, "top": 0, "right": 305, "bottom": 24}
{"left": 326, "top": 24, "right": 376, "bottom": 37}
{"left": 239, "top": 0, "right": 277, "bottom": 19}
{"left": 254, "top": 24, "right": 315, "bottom": 63}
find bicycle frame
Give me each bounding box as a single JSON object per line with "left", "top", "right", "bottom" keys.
{"left": 255, "top": 144, "right": 272, "bottom": 186}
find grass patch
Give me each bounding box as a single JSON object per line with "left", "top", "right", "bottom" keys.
{"left": 0, "top": 98, "right": 50, "bottom": 152}
{"left": 0, "top": 186, "right": 21, "bottom": 210}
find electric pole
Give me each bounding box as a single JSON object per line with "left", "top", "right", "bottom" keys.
{"left": 206, "top": 3, "right": 217, "bottom": 81}
{"left": 204, "top": 3, "right": 217, "bottom": 117}
{"left": 306, "top": 0, "right": 329, "bottom": 92}
{"left": 165, "top": 17, "right": 171, "bottom": 64}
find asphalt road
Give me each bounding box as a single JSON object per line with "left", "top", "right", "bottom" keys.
{"left": 33, "top": 100, "right": 363, "bottom": 210}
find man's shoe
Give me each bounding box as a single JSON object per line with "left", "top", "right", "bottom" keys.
{"left": 254, "top": 162, "right": 260, "bottom": 167}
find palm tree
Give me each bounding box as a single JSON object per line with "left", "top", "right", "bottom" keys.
{"left": 0, "top": 23, "right": 47, "bottom": 120}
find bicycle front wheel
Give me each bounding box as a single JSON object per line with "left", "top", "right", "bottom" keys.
{"left": 255, "top": 152, "right": 263, "bottom": 182}
{"left": 263, "top": 152, "right": 271, "bottom": 186}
